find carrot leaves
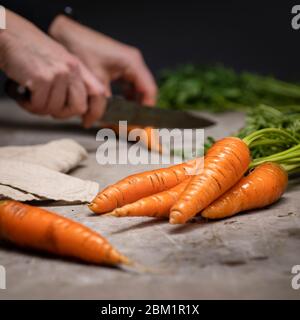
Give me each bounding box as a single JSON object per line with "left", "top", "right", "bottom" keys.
{"left": 158, "top": 64, "right": 300, "bottom": 112}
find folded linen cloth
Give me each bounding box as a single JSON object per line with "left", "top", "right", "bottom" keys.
{"left": 0, "top": 139, "right": 99, "bottom": 203}
{"left": 0, "top": 139, "right": 88, "bottom": 172}
{"left": 0, "top": 184, "right": 39, "bottom": 201}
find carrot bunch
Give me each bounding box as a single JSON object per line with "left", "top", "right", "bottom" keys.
{"left": 1, "top": 129, "right": 298, "bottom": 267}
{"left": 90, "top": 128, "right": 299, "bottom": 222}
{"left": 89, "top": 158, "right": 198, "bottom": 214}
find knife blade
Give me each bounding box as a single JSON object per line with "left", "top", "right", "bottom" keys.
{"left": 5, "top": 79, "right": 215, "bottom": 128}
{"left": 103, "top": 96, "right": 215, "bottom": 128}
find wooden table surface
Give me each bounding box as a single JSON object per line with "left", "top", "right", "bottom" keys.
{"left": 0, "top": 99, "right": 299, "bottom": 299}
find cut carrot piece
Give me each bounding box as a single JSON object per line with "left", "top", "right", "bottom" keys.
{"left": 106, "top": 124, "right": 162, "bottom": 153}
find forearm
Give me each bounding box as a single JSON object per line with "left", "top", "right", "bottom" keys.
{"left": 49, "top": 14, "right": 96, "bottom": 49}
{"left": 1, "top": 0, "right": 68, "bottom": 32}
{"left": 0, "top": 9, "right": 15, "bottom": 71}
{"left": 0, "top": 9, "right": 39, "bottom": 72}
{"left": 49, "top": 14, "right": 75, "bottom": 46}
{"left": 0, "top": 29, "right": 8, "bottom": 69}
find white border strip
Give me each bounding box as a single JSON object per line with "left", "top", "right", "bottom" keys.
{"left": 0, "top": 6, "right": 6, "bottom": 30}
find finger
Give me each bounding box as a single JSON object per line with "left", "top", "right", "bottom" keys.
{"left": 23, "top": 77, "right": 52, "bottom": 114}
{"left": 67, "top": 69, "right": 89, "bottom": 116}
{"left": 98, "top": 75, "right": 112, "bottom": 98}
{"left": 78, "top": 62, "right": 106, "bottom": 96}
{"left": 45, "top": 72, "right": 68, "bottom": 117}
{"left": 81, "top": 94, "right": 106, "bottom": 128}
{"left": 104, "top": 84, "right": 112, "bottom": 97}
{"left": 85, "top": 64, "right": 112, "bottom": 97}
{"left": 53, "top": 77, "right": 88, "bottom": 120}
{"left": 78, "top": 62, "right": 108, "bottom": 128}
{"left": 124, "top": 61, "right": 157, "bottom": 106}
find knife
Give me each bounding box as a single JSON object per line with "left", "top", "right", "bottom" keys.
{"left": 4, "top": 79, "right": 215, "bottom": 129}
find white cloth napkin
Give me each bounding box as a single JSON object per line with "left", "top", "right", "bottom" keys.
{"left": 0, "top": 139, "right": 99, "bottom": 203}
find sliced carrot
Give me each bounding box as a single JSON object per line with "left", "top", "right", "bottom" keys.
{"left": 106, "top": 124, "right": 162, "bottom": 153}
{"left": 111, "top": 178, "right": 191, "bottom": 218}
{"left": 89, "top": 158, "right": 198, "bottom": 214}
{"left": 170, "top": 137, "right": 251, "bottom": 224}
{"left": 0, "top": 200, "right": 129, "bottom": 265}
{"left": 202, "top": 162, "right": 288, "bottom": 219}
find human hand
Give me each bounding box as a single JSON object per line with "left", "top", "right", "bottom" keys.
{"left": 0, "top": 10, "right": 105, "bottom": 124}
{"left": 50, "top": 15, "right": 157, "bottom": 127}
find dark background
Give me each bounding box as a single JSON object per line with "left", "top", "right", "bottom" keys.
{"left": 0, "top": 0, "right": 299, "bottom": 96}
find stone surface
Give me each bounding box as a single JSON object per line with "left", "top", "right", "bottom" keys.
{"left": 0, "top": 99, "right": 299, "bottom": 299}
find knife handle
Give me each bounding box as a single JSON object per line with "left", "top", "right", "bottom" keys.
{"left": 5, "top": 79, "right": 31, "bottom": 102}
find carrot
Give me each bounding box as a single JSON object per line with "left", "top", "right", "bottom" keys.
{"left": 89, "top": 158, "right": 199, "bottom": 214}
{"left": 202, "top": 162, "right": 288, "bottom": 219}
{"left": 111, "top": 178, "right": 191, "bottom": 218}
{"left": 170, "top": 137, "right": 251, "bottom": 224}
{"left": 106, "top": 124, "right": 162, "bottom": 153}
{"left": 0, "top": 200, "right": 129, "bottom": 266}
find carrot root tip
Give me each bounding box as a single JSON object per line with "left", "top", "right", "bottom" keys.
{"left": 169, "top": 211, "right": 183, "bottom": 224}
{"left": 88, "top": 203, "right": 95, "bottom": 210}
{"left": 108, "top": 247, "right": 131, "bottom": 266}
{"left": 109, "top": 210, "right": 119, "bottom": 217}
{"left": 120, "top": 255, "right": 132, "bottom": 265}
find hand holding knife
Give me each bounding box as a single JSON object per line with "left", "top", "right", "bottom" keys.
{"left": 5, "top": 79, "right": 215, "bottom": 129}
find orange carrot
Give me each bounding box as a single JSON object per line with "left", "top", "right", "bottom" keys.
{"left": 106, "top": 124, "right": 162, "bottom": 153}
{"left": 170, "top": 137, "right": 251, "bottom": 224}
{"left": 202, "top": 162, "right": 288, "bottom": 219}
{"left": 89, "top": 158, "right": 198, "bottom": 214}
{"left": 111, "top": 178, "right": 191, "bottom": 218}
{"left": 0, "top": 200, "right": 129, "bottom": 266}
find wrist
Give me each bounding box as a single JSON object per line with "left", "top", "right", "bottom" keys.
{"left": 49, "top": 14, "right": 67, "bottom": 40}
{"left": 49, "top": 14, "right": 76, "bottom": 45}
